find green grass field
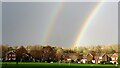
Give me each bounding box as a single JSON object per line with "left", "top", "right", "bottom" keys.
{"left": 1, "top": 62, "right": 120, "bottom": 68}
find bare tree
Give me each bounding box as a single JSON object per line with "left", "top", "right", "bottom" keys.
{"left": 41, "top": 46, "right": 56, "bottom": 62}
{"left": 56, "top": 47, "right": 64, "bottom": 61}
{"left": 29, "top": 45, "right": 42, "bottom": 61}
{"left": 2, "top": 44, "right": 9, "bottom": 61}
{"left": 16, "top": 46, "right": 27, "bottom": 61}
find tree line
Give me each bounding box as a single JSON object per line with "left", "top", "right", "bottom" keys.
{"left": 0, "top": 44, "right": 119, "bottom": 62}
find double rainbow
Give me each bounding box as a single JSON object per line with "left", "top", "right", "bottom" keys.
{"left": 73, "top": 1, "right": 104, "bottom": 48}
{"left": 42, "top": 1, "right": 104, "bottom": 47}
{"left": 43, "top": 2, "right": 64, "bottom": 45}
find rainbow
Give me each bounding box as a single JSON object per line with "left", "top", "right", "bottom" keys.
{"left": 43, "top": 2, "right": 64, "bottom": 45}
{"left": 73, "top": 1, "right": 104, "bottom": 48}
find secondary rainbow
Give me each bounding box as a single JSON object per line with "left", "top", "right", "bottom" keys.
{"left": 73, "top": 1, "right": 104, "bottom": 48}
{"left": 43, "top": 2, "right": 64, "bottom": 45}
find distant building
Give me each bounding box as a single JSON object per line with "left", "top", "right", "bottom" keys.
{"left": 98, "top": 53, "right": 111, "bottom": 64}
{"left": 80, "top": 55, "right": 86, "bottom": 64}
{"left": 86, "top": 53, "right": 94, "bottom": 63}
{"left": 63, "top": 53, "right": 82, "bottom": 63}
{"left": 6, "top": 51, "right": 16, "bottom": 61}
{"left": 110, "top": 53, "right": 118, "bottom": 64}
{"left": 22, "top": 53, "right": 33, "bottom": 62}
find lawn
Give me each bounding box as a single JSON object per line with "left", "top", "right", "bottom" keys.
{"left": 1, "top": 62, "right": 120, "bottom": 68}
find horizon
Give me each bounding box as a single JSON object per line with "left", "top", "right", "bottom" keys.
{"left": 1, "top": 43, "right": 118, "bottom": 48}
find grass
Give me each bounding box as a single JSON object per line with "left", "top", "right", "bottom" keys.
{"left": 1, "top": 62, "right": 120, "bottom": 68}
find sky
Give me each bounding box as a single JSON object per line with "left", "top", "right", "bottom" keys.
{"left": 2, "top": 2, "right": 118, "bottom": 48}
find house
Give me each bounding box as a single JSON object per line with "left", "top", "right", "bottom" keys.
{"left": 6, "top": 51, "right": 16, "bottom": 61}
{"left": 62, "top": 54, "right": 70, "bottom": 63}
{"left": 22, "top": 53, "right": 33, "bottom": 62}
{"left": 86, "top": 53, "right": 94, "bottom": 63}
{"left": 110, "top": 53, "right": 118, "bottom": 64}
{"left": 87, "top": 53, "right": 93, "bottom": 63}
{"left": 81, "top": 55, "right": 87, "bottom": 64}
{"left": 69, "top": 53, "right": 82, "bottom": 62}
{"left": 98, "top": 53, "right": 111, "bottom": 64}
{"left": 63, "top": 53, "right": 82, "bottom": 63}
